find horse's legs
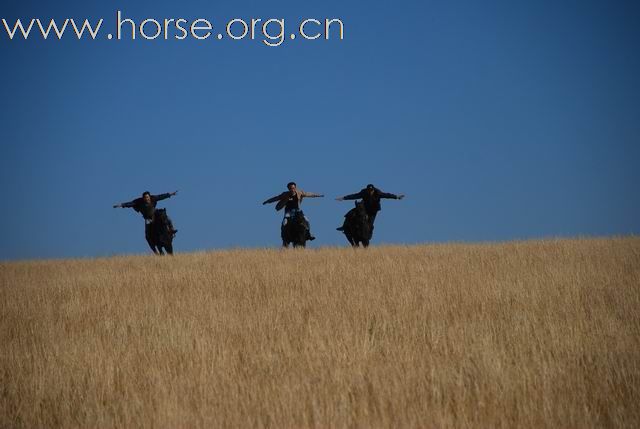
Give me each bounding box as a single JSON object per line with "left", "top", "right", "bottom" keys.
{"left": 146, "top": 238, "right": 159, "bottom": 255}
{"left": 345, "top": 233, "right": 355, "bottom": 247}
{"left": 165, "top": 243, "right": 173, "bottom": 255}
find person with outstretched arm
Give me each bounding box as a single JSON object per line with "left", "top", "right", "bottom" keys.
{"left": 336, "top": 184, "right": 404, "bottom": 228}
{"left": 262, "top": 181, "right": 324, "bottom": 241}
{"left": 113, "top": 190, "right": 179, "bottom": 238}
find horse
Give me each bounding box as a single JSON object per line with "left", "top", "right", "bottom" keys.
{"left": 145, "top": 208, "right": 174, "bottom": 255}
{"left": 338, "top": 201, "right": 372, "bottom": 247}
{"left": 281, "top": 210, "right": 310, "bottom": 248}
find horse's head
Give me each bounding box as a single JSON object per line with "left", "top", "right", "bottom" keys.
{"left": 154, "top": 208, "right": 168, "bottom": 225}
{"left": 354, "top": 201, "right": 368, "bottom": 216}
{"left": 291, "top": 210, "right": 306, "bottom": 224}
{"left": 281, "top": 210, "right": 309, "bottom": 246}
{"left": 350, "top": 201, "right": 370, "bottom": 231}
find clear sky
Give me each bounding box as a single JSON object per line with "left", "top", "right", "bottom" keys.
{"left": 1, "top": 0, "right": 639, "bottom": 260}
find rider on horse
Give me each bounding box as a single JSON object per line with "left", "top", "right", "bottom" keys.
{"left": 113, "top": 191, "right": 178, "bottom": 238}
{"left": 262, "top": 182, "right": 323, "bottom": 241}
{"left": 336, "top": 184, "right": 404, "bottom": 230}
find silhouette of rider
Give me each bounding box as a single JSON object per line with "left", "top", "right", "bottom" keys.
{"left": 336, "top": 184, "right": 404, "bottom": 229}
{"left": 262, "top": 182, "right": 323, "bottom": 241}
{"left": 113, "top": 191, "right": 178, "bottom": 238}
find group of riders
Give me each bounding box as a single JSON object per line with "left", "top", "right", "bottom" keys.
{"left": 113, "top": 182, "right": 404, "bottom": 251}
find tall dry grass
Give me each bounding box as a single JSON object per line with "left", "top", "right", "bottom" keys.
{"left": 1, "top": 237, "right": 639, "bottom": 428}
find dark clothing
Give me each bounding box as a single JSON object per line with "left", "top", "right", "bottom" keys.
{"left": 341, "top": 187, "right": 401, "bottom": 216}
{"left": 368, "top": 211, "right": 378, "bottom": 226}
{"left": 121, "top": 193, "right": 172, "bottom": 220}
{"left": 284, "top": 194, "right": 300, "bottom": 213}
{"left": 145, "top": 222, "right": 154, "bottom": 240}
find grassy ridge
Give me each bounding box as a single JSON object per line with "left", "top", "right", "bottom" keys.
{"left": 1, "top": 238, "right": 639, "bottom": 428}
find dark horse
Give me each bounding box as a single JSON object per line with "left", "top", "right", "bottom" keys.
{"left": 338, "top": 201, "right": 372, "bottom": 247}
{"left": 281, "top": 210, "right": 310, "bottom": 248}
{"left": 146, "top": 208, "right": 174, "bottom": 255}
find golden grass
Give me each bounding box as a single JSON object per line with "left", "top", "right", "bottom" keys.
{"left": 1, "top": 237, "right": 639, "bottom": 428}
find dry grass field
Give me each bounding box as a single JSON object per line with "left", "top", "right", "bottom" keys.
{"left": 1, "top": 237, "right": 639, "bottom": 428}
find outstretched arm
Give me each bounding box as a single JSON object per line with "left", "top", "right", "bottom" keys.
{"left": 262, "top": 194, "right": 283, "bottom": 205}
{"left": 379, "top": 192, "right": 405, "bottom": 200}
{"left": 113, "top": 198, "right": 138, "bottom": 209}
{"left": 154, "top": 191, "right": 178, "bottom": 202}
{"left": 303, "top": 192, "right": 324, "bottom": 198}
{"left": 336, "top": 192, "right": 362, "bottom": 201}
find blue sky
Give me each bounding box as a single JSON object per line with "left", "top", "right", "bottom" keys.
{"left": 1, "top": 0, "right": 639, "bottom": 260}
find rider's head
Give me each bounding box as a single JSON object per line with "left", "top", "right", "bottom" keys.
{"left": 366, "top": 184, "right": 375, "bottom": 194}
{"left": 287, "top": 182, "right": 297, "bottom": 193}
{"left": 142, "top": 191, "right": 151, "bottom": 203}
